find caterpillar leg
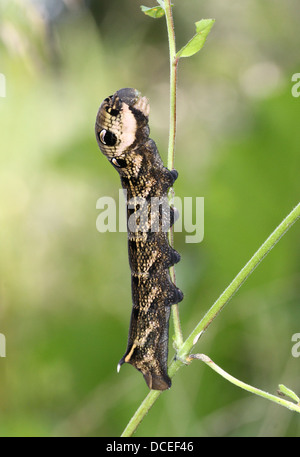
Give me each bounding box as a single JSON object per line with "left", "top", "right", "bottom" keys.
{"left": 170, "top": 169, "right": 178, "bottom": 183}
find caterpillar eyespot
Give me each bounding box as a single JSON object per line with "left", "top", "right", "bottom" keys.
{"left": 95, "top": 88, "right": 183, "bottom": 391}
{"left": 99, "top": 129, "right": 117, "bottom": 146}
{"left": 111, "top": 158, "right": 121, "bottom": 167}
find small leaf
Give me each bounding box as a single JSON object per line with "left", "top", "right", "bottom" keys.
{"left": 278, "top": 384, "right": 300, "bottom": 403}
{"left": 141, "top": 5, "right": 165, "bottom": 18}
{"left": 156, "top": 0, "right": 165, "bottom": 8}
{"left": 176, "top": 19, "right": 215, "bottom": 59}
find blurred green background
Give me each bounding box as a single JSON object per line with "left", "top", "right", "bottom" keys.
{"left": 0, "top": 0, "right": 299, "bottom": 437}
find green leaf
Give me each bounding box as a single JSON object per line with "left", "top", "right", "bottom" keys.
{"left": 278, "top": 384, "right": 300, "bottom": 403}
{"left": 141, "top": 5, "right": 165, "bottom": 18}
{"left": 176, "top": 19, "right": 215, "bottom": 59}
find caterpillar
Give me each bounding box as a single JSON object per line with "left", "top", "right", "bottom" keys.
{"left": 95, "top": 88, "right": 183, "bottom": 390}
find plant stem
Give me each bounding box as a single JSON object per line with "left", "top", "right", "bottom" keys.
{"left": 189, "top": 354, "right": 300, "bottom": 413}
{"left": 121, "top": 390, "right": 162, "bottom": 437}
{"left": 175, "top": 202, "right": 300, "bottom": 364}
{"left": 121, "top": 202, "right": 300, "bottom": 436}
{"left": 165, "top": 0, "right": 178, "bottom": 171}
{"left": 164, "top": 0, "right": 183, "bottom": 348}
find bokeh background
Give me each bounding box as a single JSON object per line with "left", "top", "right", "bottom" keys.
{"left": 0, "top": 0, "right": 299, "bottom": 437}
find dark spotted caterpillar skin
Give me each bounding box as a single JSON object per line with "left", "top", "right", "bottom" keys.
{"left": 95, "top": 88, "right": 183, "bottom": 390}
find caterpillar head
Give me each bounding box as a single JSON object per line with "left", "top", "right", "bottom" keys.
{"left": 95, "top": 88, "right": 150, "bottom": 161}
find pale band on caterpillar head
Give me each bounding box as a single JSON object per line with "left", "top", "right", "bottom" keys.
{"left": 95, "top": 88, "right": 150, "bottom": 159}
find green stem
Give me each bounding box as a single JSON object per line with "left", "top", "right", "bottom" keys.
{"left": 175, "top": 202, "right": 300, "bottom": 364}
{"left": 121, "top": 202, "right": 300, "bottom": 436}
{"left": 121, "top": 390, "right": 162, "bottom": 437}
{"left": 164, "top": 0, "right": 183, "bottom": 347}
{"left": 165, "top": 0, "right": 178, "bottom": 171}
{"left": 190, "top": 354, "right": 300, "bottom": 413}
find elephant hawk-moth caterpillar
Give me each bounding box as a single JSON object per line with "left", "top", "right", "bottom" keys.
{"left": 95, "top": 88, "right": 183, "bottom": 390}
